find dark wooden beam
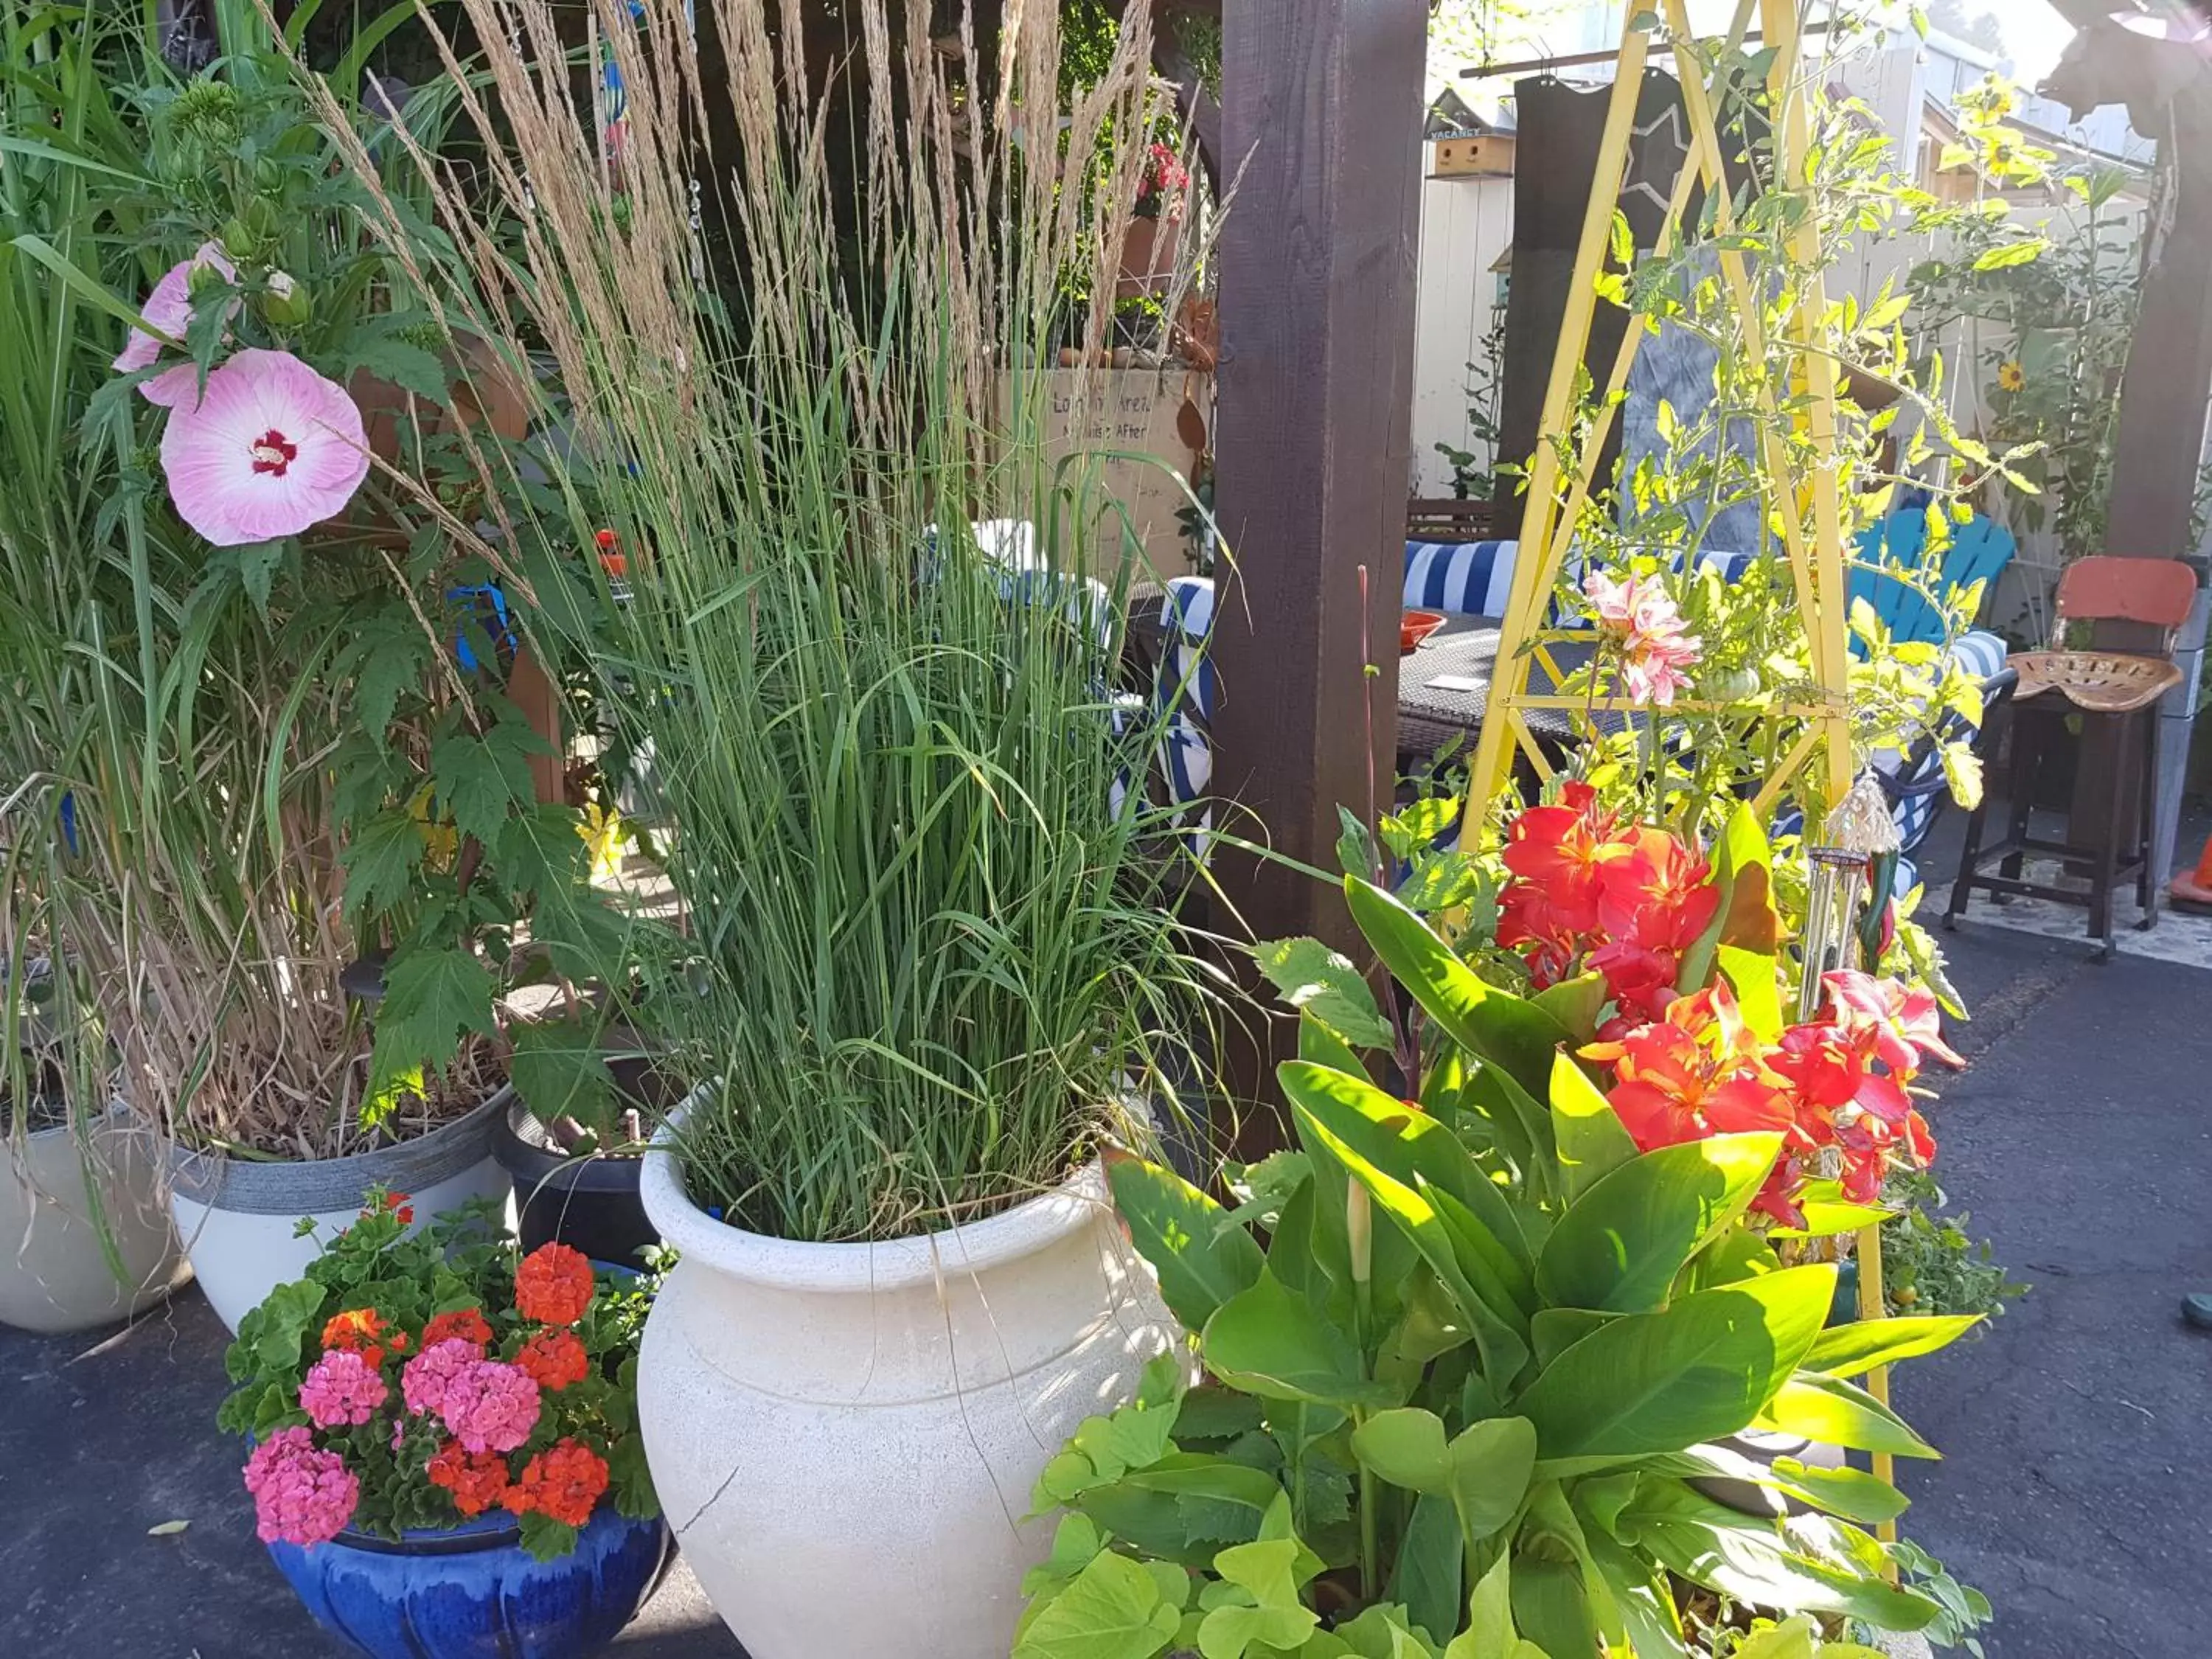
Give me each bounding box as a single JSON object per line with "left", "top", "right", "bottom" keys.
{"left": 2102, "top": 88, "right": 2212, "bottom": 558}
{"left": 1208, "top": 0, "right": 1426, "bottom": 1149}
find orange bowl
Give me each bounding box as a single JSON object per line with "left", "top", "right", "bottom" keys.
{"left": 1401, "top": 610, "right": 1447, "bottom": 654}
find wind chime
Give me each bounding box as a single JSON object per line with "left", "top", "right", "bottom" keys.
{"left": 1456, "top": 0, "right": 1905, "bottom": 1525}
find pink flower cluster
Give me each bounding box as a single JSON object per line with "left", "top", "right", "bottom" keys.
{"left": 401, "top": 1337, "right": 484, "bottom": 1419}
{"left": 399, "top": 1336, "right": 541, "bottom": 1454}
{"left": 438, "top": 1362, "right": 542, "bottom": 1455}
{"left": 243, "top": 1427, "right": 359, "bottom": 1548}
{"left": 1583, "top": 569, "right": 1702, "bottom": 706}
{"left": 298, "top": 1349, "right": 389, "bottom": 1429}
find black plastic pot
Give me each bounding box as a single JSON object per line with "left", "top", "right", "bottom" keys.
{"left": 490, "top": 1098, "right": 656, "bottom": 1269}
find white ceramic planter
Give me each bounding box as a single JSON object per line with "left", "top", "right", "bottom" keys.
{"left": 0, "top": 1105, "right": 190, "bottom": 1334}
{"left": 168, "top": 1089, "right": 515, "bottom": 1334}
{"left": 636, "top": 1114, "right": 1177, "bottom": 1659}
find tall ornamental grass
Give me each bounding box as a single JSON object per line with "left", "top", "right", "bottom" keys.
{"left": 322, "top": 0, "right": 1222, "bottom": 1241}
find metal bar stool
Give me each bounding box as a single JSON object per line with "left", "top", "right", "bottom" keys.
{"left": 1946, "top": 556, "right": 2199, "bottom": 959}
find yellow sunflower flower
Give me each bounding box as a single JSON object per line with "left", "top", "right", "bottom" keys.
{"left": 1997, "top": 360, "right": 2025, "bottom": 393}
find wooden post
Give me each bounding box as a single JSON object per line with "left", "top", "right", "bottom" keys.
{"left": 1208, "top": 0, "right": 1427, "bottom": 1147}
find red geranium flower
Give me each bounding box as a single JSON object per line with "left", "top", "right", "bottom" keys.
{"left": 321, "top": 1307, "right": 394, "bottom": 1370}
{"left": 515, "top": 1243, "right": 595, "bottom": 1328}
{"left": 517, "top": 1327, "right": 591, "bottom": 1393}
{"left": 427, "top": 1440, "right": 513, "bottom": 1518}
{"left": 421, "top": 1307, "right": 495, "bottom": 1352}
{"left": 509, "top": 1439, "right": 610, "bottom": 1528}
{"left": 382, "top": 1191, "right": 416, "bottom": 1225}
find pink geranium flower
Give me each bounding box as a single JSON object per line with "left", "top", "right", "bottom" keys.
{"left": 159, "top": 348, "right": 369, "bottom": 546}
{"left": 243, "top": 1427, "right": 358, "bottom": 1548}
{"left": 437, "top": 1360, "right": 542, "bottom": 1455}
{"left": 401, "top": 1337, "right": 485, "bottom": 1419}
{"left": 298, "top": 1349, "right": 389, "bottom": 1429}
{"left": 1583, "top": 568, "right": 1702, "bottom": 706}
{"left": 113, "top": 243, "right": 237, "bottom": 408}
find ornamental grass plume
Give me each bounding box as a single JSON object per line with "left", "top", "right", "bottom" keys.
{"left": 311, "top": 0, "right": 1224, "bottom": 1243}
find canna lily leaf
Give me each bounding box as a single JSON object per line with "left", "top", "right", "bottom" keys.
{"left": 1200, "top": 1269, "right": 1392, "bottom": 1410}
{"left": 1753, "top": 1371, "right": 1940, "bottom": 1458}
{"left": 1106, "top": 1152, "right": 1265, "bottom": 1335}
{"left": 1547, "top": 1051, "right": 1638, "bottom": 1202}
{"left": 1536, "top": 1133, "right": 1783, "bottom": 1314}
{"left": 1804, "top": 1315, "right": 1980, "bottom": 1377}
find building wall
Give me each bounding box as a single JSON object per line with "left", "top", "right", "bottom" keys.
{"left": 1411, "top": 170, "right": 1515, "bottom": 498}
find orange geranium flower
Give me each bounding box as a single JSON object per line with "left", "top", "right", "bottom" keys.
{"left": 321, "top": 1307, "right": 398, "bottom": 1370}
{"left": 514, "top": 1243, "right": 595, "bottom": 1328}
{"left": 426, "top": 1440, "right": 514, "bottom": 1518}
{"left": 421, "top": 1307, "right": 495, "bottom": 1352}
{"left": 517, "top": 1327, "right": 591, "bottom": 1392}
{"left": 509, "top": 1439, "right": 609, "bottom": 1528}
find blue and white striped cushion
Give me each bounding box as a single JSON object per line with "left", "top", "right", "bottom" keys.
{"left": 1403, "top": 540, "right": 1520, "bottom": 617}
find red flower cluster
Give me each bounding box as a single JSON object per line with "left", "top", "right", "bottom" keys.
{"left": 515, "top": 1243, "right": 595, "bottom": 1329}
{"left": 1583, "top": 969, "right": 1961, "bottom": 1225}
{"left": 509, "top": 1439, "right": 611, "bottom": 1528}
{"left": 426, "top": 1441, "right": 513, "bottom": 1518}
{"left": 1499, "top": 782, "right": 1718, "bottom": 1034}
{"left": 422, "top": 1307, "right": 495, "bottom": 1351}
{"left": 517, "top": 1328, "right": 591, "bottom": 1393}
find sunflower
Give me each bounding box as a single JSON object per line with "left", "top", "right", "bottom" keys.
{"left": 1997, "top": 360, "right": 2025, "bottom": 393}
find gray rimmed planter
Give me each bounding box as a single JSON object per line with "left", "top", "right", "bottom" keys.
{"left": 166, "top": 1088, "right": 514, "bottom": 1334}
{"left": 1, "top": 1101, "right": 190, "bottom": 1334}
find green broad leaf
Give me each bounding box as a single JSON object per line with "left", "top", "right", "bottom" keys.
{"left": 1657, "top": 1444, "right": 1908, "bottom": 1526}
{"left": 516, "top": 1511, "right": 577, "bottom": 1562}
{"left": 1728, "top": 1616, "right": 1819, "bottom": 1659}
{"left": 1766, "top": 1197, "right": 1894, "bottom": 1239}
{"left": 1679, "top": 803, "right": 1778, "bottom": 991}
{"left": 1753, "top": 1372, "right": 1939, "bottom": 1458}
{"left": 1174, "top": 1388, "right": 1266, "bottom": 1444}
{"left": 1509, "top": 1554, "right": 1593, "bottom": 1659}
{"left": 370, "top": 946, "right": 498, "bottom": 1081}
{"left": 431, "top": 718, "right": 541, "bottom": 851}
{"left": 1196, "top": 1599, "right": 1318, "bottom": 1659}
{"left": 344, "top": 333, "right": 451, "bottom": 405}
{"left": 1212, "top": 1535, "right": 1308, "bottom": 1610}
{"left": 1581, "top": 1523, "right": 1692, "bottom": 1658}
{"left": 1014, "top": 1547, "right": 1183, "bottom": 1659}
{"left": 1349, "top": 1407, "right": 1452, "bottom": 1493}
{"left": 1298, "top": 1012, "right": 1370, "bottom": 1079}
{"left": 1804, "top": 1315, "right": 1980, "bottom": 1378}
{"left": 1455, "top": 1551, "right": 1514, "bottom": 1657}
{"left": 1253, "top": 937, "right": 1394, "bottom": 1048}
{"left": 1536, "top": 1133, "right": 1783, "bottom": 1314}
{"left": 1200, "top": 1269, "right": 1388, "bottom": 1410}
{"left": 1518, "top": 1265, "right": 1835, "bottom": 1468}
{"left": 1717, "top": 944, "right": 1784, "bottom": 1042}
{"left": 1623, "top": 1481, "right": 1941, "bottom": 1630}
{"left": 1446, "top": 1417, "right": 1538, "bottom": 1543}
{"left": 1530, "top": 1307, "right": 1610, "bottom": 1369}
{"left": 1972, "top": 237, "right": 2048, "bottom": 272}
{"left": 246, "top": 1279, "right": 329, "bottom": 1372}
{"left": 1072, "top": 1395, "right": 1182, "bottom": 1481}
{"left": 349, "top": 615, "right": 433, "bottom": 748}
{"left": 1106, "top": 1155, "right": 1265, "bottom": 1334}
{"left": 1331, "top": 1602, "right": 1445, "bottom": 1658}
{"left": 1343, "top": 876, "right": 1570, "bottom": 1099}
{"left": 498, "top": 804, "right": 591, "bottom": 902}
{"left": 1531, "top": 972, "right": 1608, "bottom": 1042}
{"left": 1388, "top": 1492, "right": 1463, "bottom": 1649}
{"left": 1547, "top": 1051, "right": 1637, "bottom": 1202}
{"left": 341, "top": 807, "right": 424, "bottom": 925}
{"left": 1285, "top": 1094, "right": 1531, "bottom": 1391}
{"left": 1458, "top": 1060, "right": 1557, "bottom": 1185}
{"left": 1683, "top": 1223, "right": 1780, "bottom": 1292}
{"left": 1117, "top": 1455, "right": 1285, "bottom": 1545}
{"left": 509, "top": 1020, "right": 619, "bottom": 1137}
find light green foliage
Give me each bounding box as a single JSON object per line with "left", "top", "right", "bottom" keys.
{"left": 1022, "top": 893, "right": 1980, "bottom": 1657}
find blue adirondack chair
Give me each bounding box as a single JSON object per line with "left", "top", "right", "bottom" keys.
{"left": 1847, "top": 509, "right": 2016, "bottom": 649}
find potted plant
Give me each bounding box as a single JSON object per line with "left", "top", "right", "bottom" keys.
{"left": 218, "top": 1190, "right": 667, "bottom": 1658}
{"left": 1015, "top": 855, "right": 1984, "bottom": 1655}
{"left": 0, "top": 10, "right": 630, "bottom": 1331}
{"left": 1119, "top": 141, "right": 1190, "bottom": 299}
{"left": 334, "top": 6, "right": 1218, "bottom": 1655}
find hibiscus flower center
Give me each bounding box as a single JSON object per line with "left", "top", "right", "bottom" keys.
{"left": 250, "top": 428, "right": 299, "bottom": 476}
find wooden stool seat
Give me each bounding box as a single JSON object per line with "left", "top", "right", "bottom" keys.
{"left": 2010, "top": 650, "right": 2180, "bottom": 713}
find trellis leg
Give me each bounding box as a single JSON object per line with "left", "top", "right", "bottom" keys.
{"left": 1461, "top": 17, "right": 1652, "bottom": 842}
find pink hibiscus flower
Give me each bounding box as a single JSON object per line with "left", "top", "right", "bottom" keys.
{"left": 113, "top": 243, "right": 237, "bottom": 408}
{"left": 159, "top": 349, "right": 369, "bottom": 546}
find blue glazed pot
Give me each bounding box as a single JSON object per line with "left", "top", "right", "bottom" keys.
{"left": 265, "top": 1504, "right": 673, "bottom": 1659}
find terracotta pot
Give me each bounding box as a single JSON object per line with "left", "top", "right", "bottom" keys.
{"left": 1117, "top": 213, "right": 1182, "bottom": 300}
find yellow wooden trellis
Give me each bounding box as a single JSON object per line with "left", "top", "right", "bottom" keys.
{"left": 1455, "top": 0, "right": 1902, "bottom": 1530}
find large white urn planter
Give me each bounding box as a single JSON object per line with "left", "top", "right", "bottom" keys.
{"left": 636, "top": 1115, "right": 1177, "bottom": 1659}
{"left": 167, "top": 1088, "right": 515, "bottom": 1334}
{"left": 0, "top": 1105, "right": 190, "bottom": 1334}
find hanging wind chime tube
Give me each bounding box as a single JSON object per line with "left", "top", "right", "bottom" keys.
{"left": 1797, "top": 769, "right": 1905, "bottom": 1545}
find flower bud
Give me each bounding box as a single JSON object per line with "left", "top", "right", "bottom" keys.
{"left": 261, "top": 270, "right": 312, "bottom": 329}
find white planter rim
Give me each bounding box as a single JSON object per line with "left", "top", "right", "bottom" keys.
{"left": 165, "top": 1086, "right": 511, "bottom": 1214}
{"left": 640, "top": 1086, "right": 1113, "bottom": 1295}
